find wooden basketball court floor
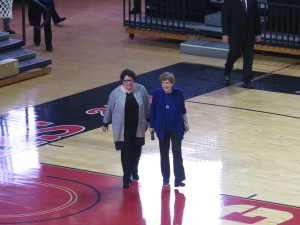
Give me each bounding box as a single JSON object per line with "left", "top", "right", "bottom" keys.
{"left": 1, "top": 0, "right": 300, "bottom": 224}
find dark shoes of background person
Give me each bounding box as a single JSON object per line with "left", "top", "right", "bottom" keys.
{"left": 4, "top": 29, "right": 15, "bottom": 34}
{"left": 54, "top": 17, "right": 66, "bottom": 25}
{"left": 224, "top": 65, "right": 232, "bottom": 82}
{"left": 34, "top": 42, "right": 53, "bottom": 52}
{"left": 224, "top": 73, "right": 231, "bottom": 82}
{"left": 243, "top": 81, "right": 252, "bottom": 89}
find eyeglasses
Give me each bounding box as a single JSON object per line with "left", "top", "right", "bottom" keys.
{"left": 123, "top": 79, "right": 134, "bottom": 83}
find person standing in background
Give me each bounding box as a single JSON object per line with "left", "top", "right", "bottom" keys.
{"left": 1, "top": 0, "right": 15, "bottom": 34}
{"left": 28, "top": 0, "right": 53, "bottom": 52}
{"left": 150, "top": 72, "right": 189, "bottom": 188}
{"left": 102, "top": 69, "right": 150, "bottom": 189}
{"left": 221, "top": 0, "right": 261, "bottom": 88}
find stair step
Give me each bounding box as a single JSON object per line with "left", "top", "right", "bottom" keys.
{"left": 0, "top": 39, "right": 23, "bottom": 51}
{"left": 18, "top": 57, "right": 52, "bottom": 73}
{"left": 0, "top": 48, "right": 37, "bottom": 61}
{"left": 0, "top": 33, "right": 52, "bottom": 85}
{"left": 0, "top": 32, "right": 9, "bottom": 41}
{"left": 180, "top": 40, "right": 229, "bottom": 59}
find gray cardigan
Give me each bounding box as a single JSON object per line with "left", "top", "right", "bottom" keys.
{"left": 102, "top": 83, "right": 150, "bottom": 150}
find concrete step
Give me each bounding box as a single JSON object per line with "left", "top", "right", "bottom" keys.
{"left": 180, "top": 40, "right": 229, "bottom": 59}
{"left": 0, "top": 48, "right": 37, "bottom": 61}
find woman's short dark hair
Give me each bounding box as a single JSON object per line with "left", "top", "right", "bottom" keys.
{"left": 120, "top": 69, "right": 136, "bottom": 82}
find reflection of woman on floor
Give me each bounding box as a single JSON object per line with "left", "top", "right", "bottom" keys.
{"left": 102, "top": 69, "right": 150, "bottom": 189}
{"left": 161, "top": 187, "right": 186, "bottom": 225}
{"left": 150, "top": 72, "right": 189, "bottom": 187}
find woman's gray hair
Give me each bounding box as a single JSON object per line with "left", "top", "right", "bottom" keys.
{"left": 159, "top": 72, "right": 175, "bottom": 84}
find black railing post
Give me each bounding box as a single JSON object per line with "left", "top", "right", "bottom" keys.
{"left": 123, "top": 0, "right": 125, "bottom": 26}
{"left": 22, "top": 0, "right": 26, "bottom": 45}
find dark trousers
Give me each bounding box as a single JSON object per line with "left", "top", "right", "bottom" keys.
{"left": 50, "top": 1, "right": 61, "bottom": 24}
{"left": 159, "top": 131, "right": 185, "bottom": 183}
{"left": 28, "top": 0, "right": 60, "bottom": 23}
{"left": 225, "top": 37, "right": 255, "bottom": 83}
{"left": 3, "top": 18, "right": 11, "bottom": 31}
{"left": 121, "top": 134, "right": 142, "bottom": 184}
{"left": 29, "top": 0, "right": 53, "bottom": 49}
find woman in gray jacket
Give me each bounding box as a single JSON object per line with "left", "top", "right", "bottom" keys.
{"left": 102, "top": 69, "right": 150, "bottom": 189}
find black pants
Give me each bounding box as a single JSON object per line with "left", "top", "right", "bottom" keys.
{"left": 3, "top": 18, "right": 11, "bottom": 31}
{"left": 159, "top": 131, "right": 185, "bottom": 183}
{"left": 50, "top": 1, "right": 61, "bottom": 24}
{"left": 28, "top": 0, "right": 60, "bottom": 24}
{"left": 225, "top": 37, "right": 255, "bottom": 83}
{"left": 121, "top": 133, "right": 142, "bottom": 184}
{"left": 28, "top": 0, "right": 53, "bottom": 49}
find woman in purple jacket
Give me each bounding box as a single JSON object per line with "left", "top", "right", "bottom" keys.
{"left": 150, "top": 72, "right": 189, "bottom": 187}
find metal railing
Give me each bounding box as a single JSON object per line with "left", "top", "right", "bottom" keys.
{"left": 259, "top": 1, "right": 300, "bottom": 48}
{"left": 124, "top": 0, "right": 188, "bottom": 34}
{"left": 123, "top": 0, "right": 300, "bottom": 49}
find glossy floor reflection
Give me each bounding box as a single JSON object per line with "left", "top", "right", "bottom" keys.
{"left": 0, "top": 162, "right": 224, "bottom": 225}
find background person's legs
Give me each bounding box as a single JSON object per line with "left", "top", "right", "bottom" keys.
{"left": 3, "top": 18, "right": 15, "bottom": 34}
{"left": 49, "top": 1, "right": 66, "bottom": 25}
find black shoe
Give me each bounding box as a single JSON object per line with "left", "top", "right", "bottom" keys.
{"left": 123, "top": 183, "right": 130, "bottom": 189}
{"left": 243, "top": 81, "right": 252, "bottom": 89}
{"left": 4, "top": 29, "right": 15, "bottom": 34}
{"left": 46, "top": 47, "right": 53, "bottom": 52}
{"left": 34, "top": 42, "right": 40, "bottom": 46}
{"left": 224, "top": 73, "right": 231, "bottom": 82}
{"left": 174, "top": 181, "right": 185, "bottom": 187}
{"left": 54, "top": 17, "right": 66, "bottom": 25}
{"left": 132, "top": 174, "right": 139, "bottom": 181}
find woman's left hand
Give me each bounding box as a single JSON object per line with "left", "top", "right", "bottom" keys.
{"left": 102, "top": 126, "right": 108, "bottom": 133}
{"left": 182, "top": 113, "right": 190, "bottom": 132}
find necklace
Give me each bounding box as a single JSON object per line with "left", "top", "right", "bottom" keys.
{"left": 165, "top": 93, "right": 171, "bottom": 109}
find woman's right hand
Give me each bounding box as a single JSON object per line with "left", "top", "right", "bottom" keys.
{"left": 102, "top": 126, "right": 108, "bottom": 133}
{"left": 222, "top": 35, "right": 229, "bottom": 44}
{"left": 149, "top": 128, "right": 155, "bottom": 134}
